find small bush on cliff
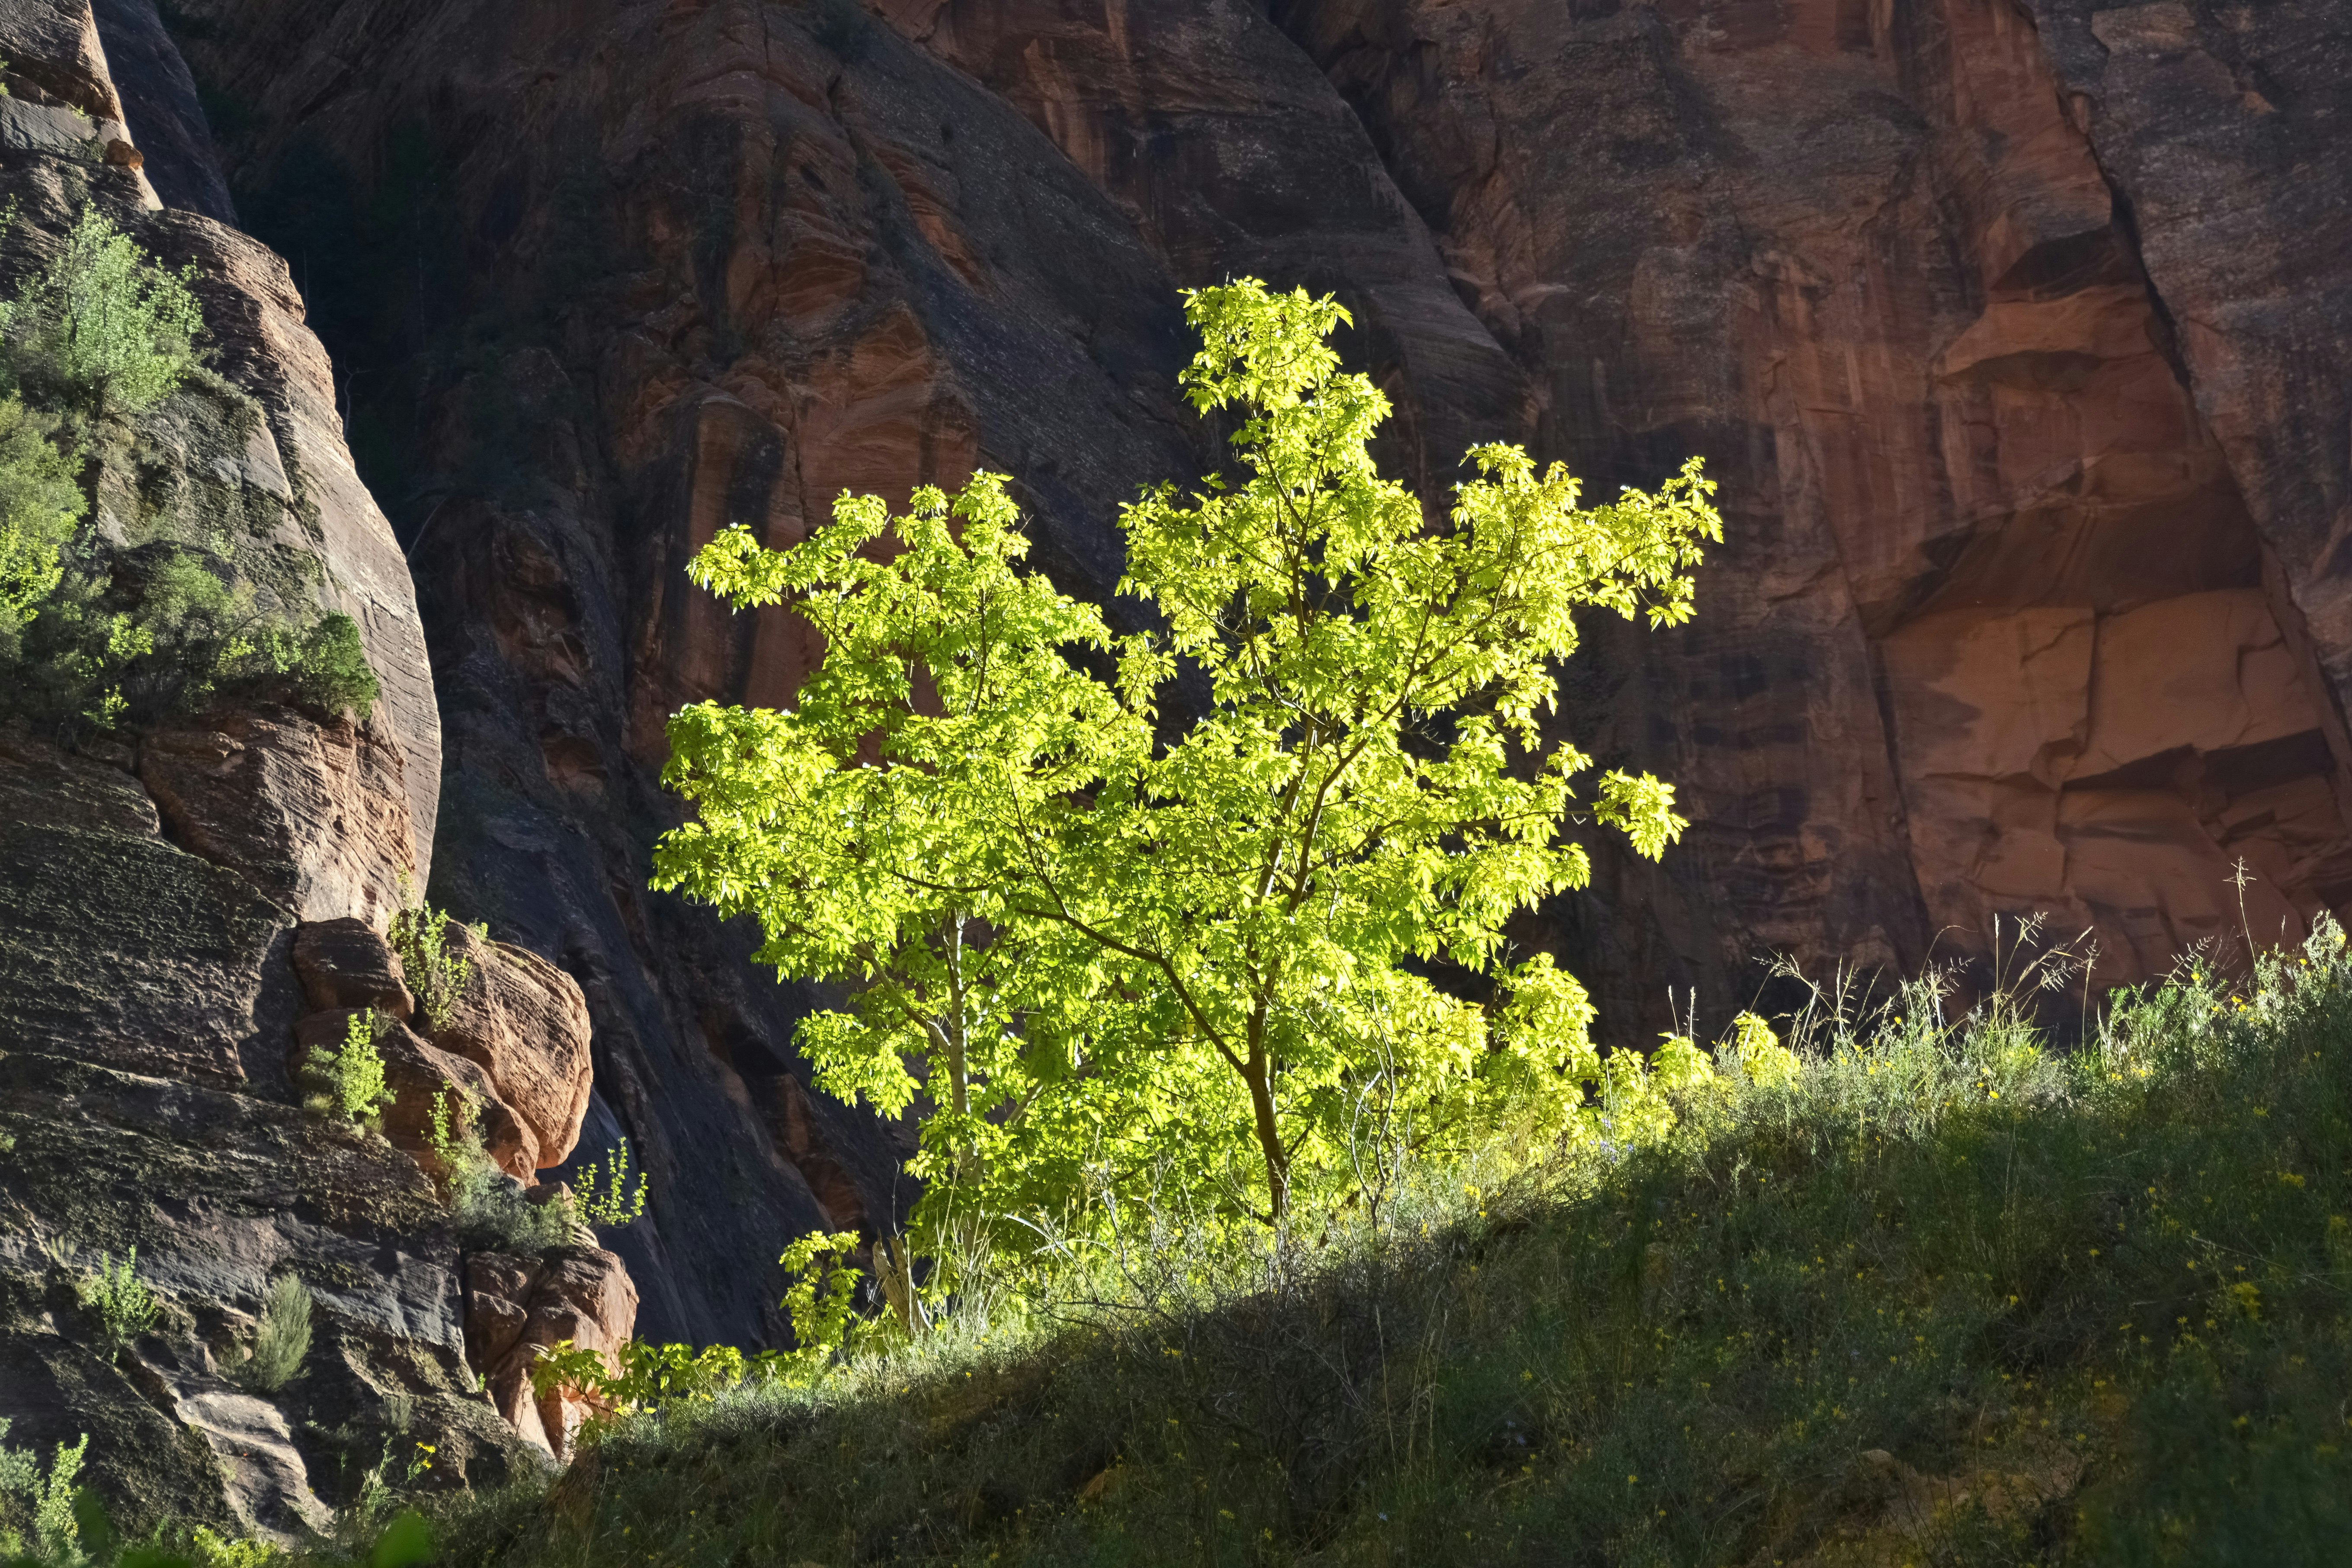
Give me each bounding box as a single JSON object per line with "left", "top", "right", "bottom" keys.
{"left": 389, "top": 898, "right": 478, "bottom": 1034}
{"left": 228, "top": 1274, "right": 312, "bottom": 1395}
{"left": 453, "top": 1170, "right": 574, "bottom": 1257}
{"left": 0, "top": 208, "right": 378, "bottom": 740}
{"left": 81, "top": 1248, "right": 156, "bottom": 1347}
{"left": 0, "top": 397, "right": 83, "bottom": 635}
{"left": 570, "top": 1139, "right": 647, "bottom": 1230}
{"left": 0, "top": 535, "right": 381, "bottom": 738}
{"left": 424, "top": 1089, "right": 575, "bottom": 1256}
{"left": 305, "top": 1010, "right": 395, "bottom": 1124}
{"left": 657, "top": 279, "right": 1720, "bottom": 1272}
{"left": 3, "top": 208, "right": 203, "bottom": 424}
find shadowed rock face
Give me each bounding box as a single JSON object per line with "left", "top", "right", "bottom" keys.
{"left": 156, "top": 0, "right": 1211, "bottom": 1350}
{"left": 1267, "top": 0, "right": 2352, "bottom": 1023}
{"left": 118, "top": 0, "right": 2351, "bottom": 1344}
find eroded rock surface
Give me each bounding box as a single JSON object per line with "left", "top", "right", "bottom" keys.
{"left": 292, "top": 916, "right": 415, "bottom": 1019}
{"left": 462, "top": 1244, "right": 638, "bottom": 1462}
{"left": 425, "top": 923, "right": 594, "bottom": 1175}
{"left": 0, "top": 0, "right": 604, "bottom": 1528}
{"left": 140, "top": 705, "right": 417, "bottom": 926}
{"left": 1269, "top": 0, "right": 2352, "bottom": 1017}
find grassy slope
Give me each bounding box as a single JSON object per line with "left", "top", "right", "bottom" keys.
{"left": 444, "top": 946, "right": 2352, "bottom": 1568}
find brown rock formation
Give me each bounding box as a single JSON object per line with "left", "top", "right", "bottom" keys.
{"left": 425, "top": 922, "right": 595, "bottom": 1174}
{"left": 463, "top": 1244, "right": 639, "bottom": 1462}
{"left": 1269, "top": 0, "right": 2352, "bottom": 1019}
{"left": 0, "top": 0, "right": 588, "bottom": 1526}
{"left": 159, "top": 0, "right": 1185, "bottom": 1348}
{"left": 291, "top": 916, "right": 416, "bottom": 1019}
{"left": 140, "top": 705, "right": 417, "bottom": 927}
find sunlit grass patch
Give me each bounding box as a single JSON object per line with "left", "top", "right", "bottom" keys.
{"left": 421, "top": 923, "right": 2352, "bottom": 1567}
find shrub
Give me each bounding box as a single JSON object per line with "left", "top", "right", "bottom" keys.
{"left": 283, "top": 610, "right": 378, "bottom": 715}
{"left": 389, "top": 900, "right": 478, "bottom": 1034}
{"left": 81, "top": 1248, "right": 155, "bottom": 1347}
{"left": 230, "top": 1274, "right": 311, "bottom": 1395}
{"left": 0, "top": 397, "right": 82, "bottom": 634}
{"left": 571, "top": 1139, "right": 647, "bottom": 1229}
{"left": 0, "top": 1424, "right": 85, "bottom": 1562}
{"left": 427, "top": 1089, "right": 574, "bottom": 1255}
{"left": 305, "top": 1010, "right": 394, "bottom": 1123}
{"left": 0, "top": 536, "right": 380, "bottom": 738}
{"left": 528, "top": 1232, "right": 866, "bottom": 1425}
{"left": 0, "top": 1419, "right": 32, "bottom": 1498}
{"left": 190, "top": 1525, "right": 284, "bottom": 1568}
{"left": 4, "top": 207, "right": 204, "bottom": 423}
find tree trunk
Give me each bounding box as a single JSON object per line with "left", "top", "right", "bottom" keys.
{"left": 1243, "top": 1015, "right": 1289, "bottom": 1219}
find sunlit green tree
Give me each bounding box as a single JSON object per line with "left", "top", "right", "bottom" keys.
{"left": 655, "top": 280, "right": 1721, "bottom": 1238}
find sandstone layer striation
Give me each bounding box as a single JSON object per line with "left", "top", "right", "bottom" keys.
{"left": 0, "top": 0, "right": 627, "bottom": 1530}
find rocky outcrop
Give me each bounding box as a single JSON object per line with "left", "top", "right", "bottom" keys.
{"left": 0, "top": 728, "right": 521, "bottom": 1535}
{"left": 0, "top": 0, "right": 616, "bottom": 1531}
{"left": 462, "top": 1244, "right": 638, "bottom": 1462}
{"left": 0, "top": 734, "right": 294, "bottom": 1090}
{"left": 140, "top": 706, "right": 417, "bottom": 927}
{"left": 426, "top": 923, "right": 594, "bottom": 1175}
{"left": 292, "top": 917, "right": 415, "bottom": 1019}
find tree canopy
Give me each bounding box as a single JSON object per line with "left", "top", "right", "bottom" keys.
{"left": 654, "top": 279, "right": 1721, "bottom": 1251}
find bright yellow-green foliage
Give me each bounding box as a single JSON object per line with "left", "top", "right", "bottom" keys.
{"left": 0, "top": 397, "right": 82, "bottom": 630}
{"left": 307, "top": 1010, "right": 395, "bottom": 1123}
{"left": 570, "top": 1139, "right": 648, "bottom": 1230}
{"left": 654, "top": 281, "right": 1721, "bottom": 1244}
{"left": 530, "top": 1233, "right": 866, "bottom": 1420}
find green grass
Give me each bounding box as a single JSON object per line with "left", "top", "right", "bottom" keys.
{"left": 391, "top": 935, "right": 2352, "bottom": 1563}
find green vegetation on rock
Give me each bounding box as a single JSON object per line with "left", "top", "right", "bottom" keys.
{"left": 0, "top": 397, "right": 83, "bottom": 632}
{"left": 229, "top": 1274, "right": 313, "bottom": 1395}
{"left": 2, "top": 208, "right": 203, "bottom": 424}
{"left": 304, "top": 1011, "right": 394, "bottom": 1125}
{"left": 569, "top": 1139, "right": 647, "bottom": 1231}
{"left": 81, "top": 1247, "right": 157, "bottom": 1348}
{"left": 423, "top": 1088, "right": 573, "bottom": 1257}
{"left": 0, "top": 206, "right": 379, "bottom": 738}
{"left": 387, "top": 898, "right": 477, "bottom": 1034}
{"left": 0, "top": 1424, "right": 87, "bottom": 1563}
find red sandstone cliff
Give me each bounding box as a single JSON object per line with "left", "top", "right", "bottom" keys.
{"left": 0, "top": 0, "right": 631, "bottom": 1526}
{"left": 103, "top": 0, "right": 2352, "bottom": 1342}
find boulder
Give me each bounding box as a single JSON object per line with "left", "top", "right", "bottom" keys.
{"left": 291, "top": 917, "right": 414, "bottom": 1019}
{"left": 464, "top": 1246, "right": 638, "bottom": 1462}
{"left": 426, "top": 923, "right": 594, "bottom": 1173}
{"left": 291, "top": 1009, "right": 532, "bottom": 1179}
